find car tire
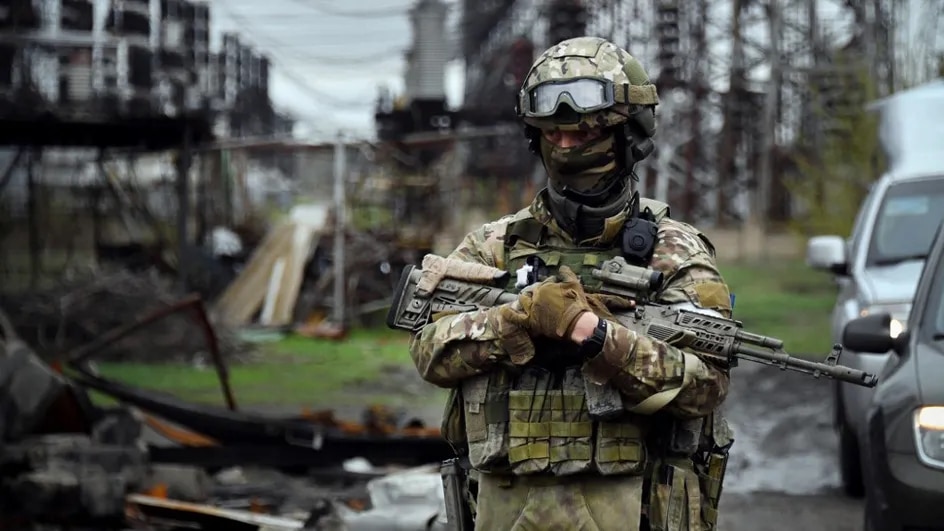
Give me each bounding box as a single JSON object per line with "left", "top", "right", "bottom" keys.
{"left": 863, "top": 507, "right": 877, "bottom": 531}
{"left": 838, "top": 418, "right": 865, "bottom": 498}
{"left": 863, "top": 488, "right": 889, "bottom": 531}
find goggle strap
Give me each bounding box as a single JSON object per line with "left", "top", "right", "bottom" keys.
{"left": 620, "top": 84, "right": 659, "bottom": 106}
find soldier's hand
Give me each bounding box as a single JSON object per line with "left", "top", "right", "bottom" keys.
{"left": 488, "top": 300, "right": 536, "bottom": 365}
{"left": 586, "top": 293, "right": 636, "bottom": 321}
{"left": 516, "top": 265, "right": 594, "bottom": 341}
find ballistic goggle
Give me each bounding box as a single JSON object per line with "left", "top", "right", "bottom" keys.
{"left": 517, "top": 78, "right": 621, "bottom": 118}
{"left": 517, "top": 77, "right": 659, "bottom": 118}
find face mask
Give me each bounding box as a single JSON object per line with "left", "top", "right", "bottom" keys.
{"left": 540, "top": 133, "right": 618, "bottom": 195}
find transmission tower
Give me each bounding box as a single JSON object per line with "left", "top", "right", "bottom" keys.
{"left": 456, "top": 0, "right": 938, "bottom": 225}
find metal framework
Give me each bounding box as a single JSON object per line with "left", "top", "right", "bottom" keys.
{"left": 458, "top": 0, "right": 943, "bottom": 225}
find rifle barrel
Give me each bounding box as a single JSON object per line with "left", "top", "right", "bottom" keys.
{"left": 734, "top": 330, "right": 784, "bottom": 349}
{"left": 737, "top": 344, "right": 877, "bottom": 387}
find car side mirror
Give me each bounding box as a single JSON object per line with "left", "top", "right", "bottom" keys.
{"left": 842, "top": 313, "right": 908, "bottom": 355}
{"left": 807, "top": 235, "right": 849, "bottom": 276}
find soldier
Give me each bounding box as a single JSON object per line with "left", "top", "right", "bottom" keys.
{"left": 409, "top": 36, "right": 734, "bottom": 530}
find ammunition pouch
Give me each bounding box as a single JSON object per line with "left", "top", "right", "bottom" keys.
{"left": 646, "top": 458, "right": 705, "bottom": 531}
{"left": 695, "top": 411, "right": 734, "bottom": 529}
{"left": 447, "top": 366, "right": 651, "bottom": 477}
{"left": 696, "top": 450, "right": 728, "bottom": 529}
{"left": 644, "top": 410, "right": 733, "bottom": 530}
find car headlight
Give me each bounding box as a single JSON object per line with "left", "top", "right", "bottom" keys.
{"left": 914, "top": 406, "right": 944, "bottom": 470}
{"left": 860, "top": 303, "right": 911, "bottom": 337}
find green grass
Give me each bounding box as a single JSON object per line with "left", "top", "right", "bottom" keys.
{"left": 719, "top": 259, "right": 838, "bottom": 357}
{"left": 93, "top": 260, "right": 839, "bottom": 406}
{"left": 94, "top": 327, "right": 416, "bottom": 407}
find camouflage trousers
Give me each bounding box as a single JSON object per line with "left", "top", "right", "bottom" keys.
{"left": 474, "top": 466, "right": 707, "bottom": 531}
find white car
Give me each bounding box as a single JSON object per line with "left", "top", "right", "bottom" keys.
{"left": 807, "top": 169, "right": 944, "bottom": 497}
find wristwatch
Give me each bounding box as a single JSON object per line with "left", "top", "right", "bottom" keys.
{"left": 578, "top": 318, "right": 607, "bottom": 358}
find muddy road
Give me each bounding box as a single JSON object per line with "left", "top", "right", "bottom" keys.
{"left": 717, "top": 362, "right": 864, "bottom": 531}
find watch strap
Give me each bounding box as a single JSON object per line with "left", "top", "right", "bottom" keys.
{"left": 579, "top": 318, "right": 607, "bottom": 357}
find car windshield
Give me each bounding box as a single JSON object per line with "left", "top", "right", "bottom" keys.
{"left": 866, "top": 176, "right": 944, "bottom": 267}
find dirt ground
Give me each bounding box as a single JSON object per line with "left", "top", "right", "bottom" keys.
{"left": 716, "top": 362, "right": 864, "bottom": 531}
{"left": 355, "top": 361, "right": 867, "bottom": 531}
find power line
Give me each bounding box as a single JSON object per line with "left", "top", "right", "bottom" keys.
{"left": 213, "top": 6, "right": 407, "bottom": 66}
{"left": 214, "top": 3, "right": 392, "bottom": 110}
{"left": 285, "top": 0, "right": 413, "bottom": 18}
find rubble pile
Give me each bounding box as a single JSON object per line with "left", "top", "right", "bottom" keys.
{"left": 0, "top": 309, "right": 453, "bottom": 531}
{"left": 1, "top": 268, "right": 253, "bottom": 364}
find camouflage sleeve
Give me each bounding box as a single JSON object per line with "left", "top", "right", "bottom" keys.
{"left": 408, "top": 220, "right": 514, "bottom": 388}
{"left": 582, "top": 221, "right": 732, "bottom": 418}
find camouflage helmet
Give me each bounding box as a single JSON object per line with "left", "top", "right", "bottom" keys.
{"left": 516, "top": 36, "right": 659, "bottom": 134}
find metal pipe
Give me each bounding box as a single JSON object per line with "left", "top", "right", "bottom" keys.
{"left": 66, "top": 294, "right": 237, "bottom": 411}
{"left": 332, "top": 131, "right": 347, "bottom": 325}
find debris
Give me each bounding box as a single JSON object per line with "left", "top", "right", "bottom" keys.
{"left": 0, "top": 305, "right": 454, "bottom": 531}
{"left": 1, "top": 269, "right": 252, "bottom": 364}
{"left": 125, "top": 494, "right": 307, "bottom": 530}
{"left": 0, "top": 430, "right": 149, "bottom": 527}
{"left": 0, "top": 314, "right": 68, "bottom": 441}
{"left": 215, "top": 203, "right": 416, "bottom": 331}
{"left": 308, "top": 465, "right": 447, "bottom": 531}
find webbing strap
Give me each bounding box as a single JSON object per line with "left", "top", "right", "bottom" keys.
{"left": 598, "top": 423, "right": 641, "bottom": 438}
{"left": 597, "top": 443, "right": 642, "bottom": 463}
{"left": 509, "top": 442, "right": 550, "bottom": 462}
{"left": 627, "top": 352, "right": 700, "bottom": 415}
{"left": 508, "top": 421, "right": 593, "bottom": 438}
{"left": 508, "top": 393, "right": 585, "bottom": 411}
{"left": 550, "top": 444, "right": 593, "bottom": 462}
{"left": 616, "top": 83, "right": 660, "bottom": 106}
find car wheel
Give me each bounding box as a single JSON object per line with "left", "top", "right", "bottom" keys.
{"left": 838, "top": 419, "right": 865, "bottom": 498}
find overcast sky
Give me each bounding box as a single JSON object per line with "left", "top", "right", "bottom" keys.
{"left": 204, "top": 0, "right": 942, "bottom": 142}
{"left": 205, "top": 0, "right": 464, "bottom": 141}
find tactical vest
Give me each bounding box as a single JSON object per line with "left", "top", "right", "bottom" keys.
{"left": 451, "top": 198, "right": 672, "bottom": 477}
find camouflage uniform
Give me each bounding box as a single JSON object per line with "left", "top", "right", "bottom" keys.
{"left": 409, "top": 36, "right": 734, "bottom": 531}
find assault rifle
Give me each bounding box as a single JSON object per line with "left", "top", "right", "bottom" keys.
{"left": 386, "top": 254, "right": 879, "bottom": 397}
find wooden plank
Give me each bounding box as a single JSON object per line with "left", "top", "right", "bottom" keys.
{"left": 259, "top": 257, "right": 286, "bottom": 326}
{"left": 268, "top": 225, "right": 320, "bottom": 327}
{"left": 213, "top": 222, "right": 295, "bottom": 325}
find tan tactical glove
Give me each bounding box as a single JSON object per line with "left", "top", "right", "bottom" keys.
{"left": 504, "top": 265, "right": 595, "bottom": 341}
{"left": 586, "top": 293, "right": 636, "bottom": 321}
{"left": 486, "top": 301, "right": 536, "bottom": 365}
